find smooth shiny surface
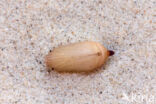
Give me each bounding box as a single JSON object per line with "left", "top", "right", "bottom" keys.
{"left": 45, "top": 41, "right": 111, "bottom": 72}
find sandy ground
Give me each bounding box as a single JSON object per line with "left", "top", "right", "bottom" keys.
{"left": 0, "top": 0, "right": 155, "bottom": 104}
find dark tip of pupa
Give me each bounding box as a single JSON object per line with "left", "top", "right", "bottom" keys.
{"left": 108, "top": 50, "right": 115, "bottom": 56}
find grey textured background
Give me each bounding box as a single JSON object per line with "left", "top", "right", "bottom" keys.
{"left": 0, "top": 0, "right": 155, "bottom": 104}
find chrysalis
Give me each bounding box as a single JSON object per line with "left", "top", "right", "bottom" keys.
{"left": 45, "top": 41, "right": 114, "bottom": 72}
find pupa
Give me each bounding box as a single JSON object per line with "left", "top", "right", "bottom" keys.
{"left": 45, "top": 41, "right": 114, "bottom": 72}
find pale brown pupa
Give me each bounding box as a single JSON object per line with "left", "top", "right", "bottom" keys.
{"left": 45, "top": 41, "right": 114, "bottom": 72}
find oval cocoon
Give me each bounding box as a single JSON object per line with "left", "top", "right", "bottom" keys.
{"left": 45, "top": 41, "right": 114, "bottom": 72}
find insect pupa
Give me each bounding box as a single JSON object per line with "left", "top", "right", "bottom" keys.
{"left": 45, "top": 41, "right": 114, "bottom": 72}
